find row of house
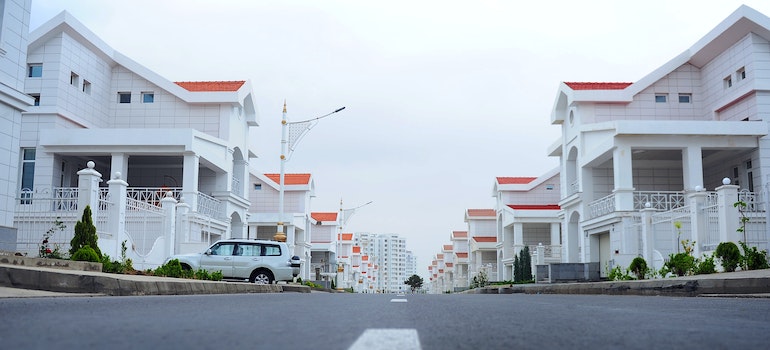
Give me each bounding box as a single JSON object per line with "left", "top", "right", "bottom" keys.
{"left": 0, "top": 2, "right": 390, "bottom": 284}
{"left": 429, "top": 5, "right": 770, "bottom": 293}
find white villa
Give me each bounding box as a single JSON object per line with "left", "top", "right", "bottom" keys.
{"left": 548, "top": 5, "right": 770, "bottom": 277}
{"left": 0, "top": 0, "right": 34, "bottom": 249}
{"left": 465, "top": 209, "right": 497, "bottom": 281}
{"left": 493, "top": 169, "right": 561, "bottom": 281}
{"left": 1, "top": 9, "right": 337, "bottom": 281}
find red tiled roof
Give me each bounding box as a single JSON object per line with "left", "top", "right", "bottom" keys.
{"left": 352, "top": 246, "right": 361, "bottom": 254}
{"left": 438, "top": 269, "right": 444, "bottom": 273}
{"left": 452, "top": 231, "right": 468, "bottom": 238}
{"left": 311, "top": 212, "right": 337, "bottom": 221}
{"left": 472, "top": 236, "right": 497, "bottom": 243}
{"left": 338, "top": 233, "right": 353, "bottom": 241}
{"left": 174, "top": 81, "right": 245, "bottom": 92}
{"left": 467, "top": 209, "right": 496, "bottom": 217}
{"left": 443, "top": 245, "right": 453, "bottom": 251}
{"left": 445, "top": 263, "right": 454, "bottom": 268}
{"left": 264, "top": 173, "right": 311, "bottom": 185}
{"left": 436, "top": 254, "right": 444, "bottom": 259}
{"left": 362, "top": 255, "right": 369, "bottom": 261}
{"left": 456, "top": 252, "right": 468, "bottom": 258}
{"left": 497, "top": 177, "right": 537, "bottom": 184}
{"left": 564, "top": 82, "right": 632, "bottom": 90}
{"left": 507, "top": 204, "right": 561, "bottom": 210}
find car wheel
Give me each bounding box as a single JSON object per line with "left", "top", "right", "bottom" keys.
{"left": 250, "top": 269, "right": 274, "bottom": 284}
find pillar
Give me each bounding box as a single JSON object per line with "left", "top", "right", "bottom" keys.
{"left": 107, "top": 171, "right": 128, "bottom": 258}
{"left": 182, "top": 153, "right": 199, "bottom": 210}
{"left": 688, "top": 191, "right": 707, "bottom": 257}
{"left": 77, "top": 161, "right": 101, "bottom": 217}
{"left": 612, "top": 145, "right": 635, "bottom": 211}
{"left": 682, "top": 146, "right": 704, "bottom": 192}
{"left": 716, "top": 180, "right": 740, "bottom": 243}
{"left": 175, "top": 201, "right": 191, "bottom": 253}
{"left": 640, "top": 206, "right": 656, "bottom": 270}
{"left": 161, "top": 191, "right": 178, "bottom": 257}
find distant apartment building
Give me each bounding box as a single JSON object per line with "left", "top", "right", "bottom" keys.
{"left": 356, "top": 232, "right": 408, "bottom": 293}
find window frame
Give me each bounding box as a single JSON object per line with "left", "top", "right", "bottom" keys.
{"left": 28, "top": 64, "right": 42, "bottom": 77}
{"left": 141, "top": 92, "right": 154, "bottom": 103}
{"left": 678, "top": 93, "right": 691, "bottom": 103}
{"left": 654, "top": 94, "right": 667, "bottom": 103}
{"left": 118, "top": 92, "right": 131, "bottom": 104}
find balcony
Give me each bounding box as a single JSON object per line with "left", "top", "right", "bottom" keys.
{"left": 588, "top": 191, "right": 685, "bottom": 219}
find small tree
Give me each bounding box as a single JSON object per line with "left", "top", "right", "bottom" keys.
{"left": 521, "top": 246, "right": 533, "bottom": 282}
{"left": 715, "top": 242, "right": 741, "bottom": 272}
{"left": 512, "top": 255, "right": 521, "bottom": 282}
{"left": 404, "top": 274, "right": 423, "bottom": 292}
{"left": 70, "top": 205, "right": 101, "bottom": 259}
{"left": 629, "top": 257, "right": 648, "bottom": 280}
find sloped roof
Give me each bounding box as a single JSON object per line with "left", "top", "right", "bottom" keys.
{"left": 175, "top": 81, "right": 245, "bottom": 92}
{"left": 472, "top": 237, "right": 497, "bottom": 243}
{"left": 311, "top": 212, "right": 337, "bottom": 221}
{"left": 496, "top": 177, "right": 537, "bottom": 184}
{"left": 443, "top": 244, "right": 453, "bottom": 251}
{"left": 352, "top": 246, "right": 361, "bottom": 254}
{"left": 564, "top": 82, "right": 632, "bottom": 90}
{"left": 466, "top": 209, "right": 496, "bottom": 217}
{"left": 456, "top": 252, "right": 468, "bottom": 258}
{"left": 507, "top": 204, "right": 561, "bottom": 210}
{"left": 264, "top": 173, "right": 311, "bottom": 185}
{"left": 338, "top": 233, "right": 353, "bottom": 241}
{"left": 451, "top": 231, "right": 468, "bottom": 238}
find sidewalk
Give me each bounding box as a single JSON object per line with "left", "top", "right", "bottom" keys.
{"left": 468, "top": 269, "right": 770, "bottom": 297}
{"left": 0, "top": 260, "right": 310, "bottom": 297}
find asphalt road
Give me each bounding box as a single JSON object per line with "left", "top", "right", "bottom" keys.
{"left": 1, "top": 293, "right": 769, "bottom": 349}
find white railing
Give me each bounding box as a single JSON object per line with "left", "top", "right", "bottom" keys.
{"left": 125, "top": 198, "right": 164, "bottom": 257}
{"left": 231, "top": 176, "right": 242, "bottom": 197}
{"left": 126, "top": 187, "right": 182, "bottom": 205}
{"left": 633, "top": 191, "right": 685, "bottom": 211}
{"left": 588, "top": 193, "right": 615, "bottom": 219}
{"left": 197, "top": 192, "right": 226, "bottom": 220}
{"left": 13, "top": 188, "right": 80, "bottom": 256}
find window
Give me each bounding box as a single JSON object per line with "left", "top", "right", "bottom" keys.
{"left": 141, "top": 92, "right": 154, "bottom": 103}
{"left": 724, "top": 76, "right": 732, "bottom": 88}
{"left": 253, "top": 184, "right": 262, "bottom": 190}
{"left": 28, "top": 64, "right": 42, "bottom": 77}
{"left": 20, "top": 148, "right": 36, "bottom": 203}
{"left": 70, "top": 72, "right": 79, "bottom": 86}
{"left": 737, "top": 67, "right": 746, "bottom": 81}
{"left": 678, "top": 93, "right": 691, "bottom": 103}
{"left": 82, "top": 80, "right": 91, "bottom": 94}
{"left": 655, "top": 94, "right": 667, "bottom": 103}
{"left": 29, "top": 94, "right": 40, "bottom": 106}
{"left": 118, "top": 92, "right": 131, "bottom": 103}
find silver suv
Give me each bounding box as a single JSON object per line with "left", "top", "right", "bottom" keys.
{"left": 166, "top": 239, "right": 301, "bottom": 284}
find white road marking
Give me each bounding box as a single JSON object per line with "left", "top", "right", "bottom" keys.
{"left": 348, "top": 329, "right": 421, "bottom": 350}
{"left": 390, "top": 298, "right": 408, "bottom": 303}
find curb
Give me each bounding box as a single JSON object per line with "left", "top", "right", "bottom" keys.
{"left": 0, "top": 265, "right": 310, "bottom": 296}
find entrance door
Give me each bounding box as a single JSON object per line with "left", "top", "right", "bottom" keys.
{"left": 599, "top": 233, "right": 610, "bottom": 278}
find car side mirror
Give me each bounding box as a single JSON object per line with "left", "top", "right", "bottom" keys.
{"left": 205, "top": 249, "right": 213, "bottom": 255}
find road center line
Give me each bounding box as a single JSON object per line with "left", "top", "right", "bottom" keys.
{"left": 390, "top": 298, "right": 408, "bottom": 303}
{"left": 348, "top": 329, "right": 421, "bottom": 350}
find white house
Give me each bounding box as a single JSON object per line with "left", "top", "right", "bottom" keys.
{"left": 0, "top": 0, "right": 34, "bottom": 250}
{"left": 548, "top": 5, "right": 770, "bottom": 277}
{"left": 465, "top": 209, "right": 497, "bottom": 281}
{"left": 13, "top": 11, "right": 259, "bottom": 268}
{"left": 493, "top": 169, "right": 562, "bottom": 281}
{"left": 450, "top": 230, "right": 469, "bottom": 290}
{"left": 309, "top": 211, "right": 338, "bottom": 283}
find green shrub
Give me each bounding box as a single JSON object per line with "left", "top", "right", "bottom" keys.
{"left": 694, "top": 254, "right": 716, "bottom": 275}
{"left": 71, "top": 246, "right": 100, "bottom": 262}
{"left": 69, "top": 206, "right": 101, "bottom": 259}
{"left": 665, "top": 252, "right": 695, "bottom": 276}
{"left": 154, "top": 259, "right": 184, "bottom": 278}
{"left": 715, "top": 242, "right": 741, "bottom": 272}
{"left": 739, "top": 241, "right": 769, "bottom": 270}
{"left": 608, "top": 265, "right": 633, "bottom": 281}
{"left": 629, "top": 257, "right": 648, "bottom": 280}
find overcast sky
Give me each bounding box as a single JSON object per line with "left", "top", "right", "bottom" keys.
{"left": 30, "top": 0, "right": 770, "bottom": 278}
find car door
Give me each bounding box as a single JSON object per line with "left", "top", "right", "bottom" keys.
{"left": 232, "top": 242, "right": 261, "bottom": 279}
{"left": 200, "top": 242, "right": 236, "bottom": 277}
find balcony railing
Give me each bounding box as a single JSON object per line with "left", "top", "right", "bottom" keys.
{"left": 568, "top": 179, "right": 579, "bottom": 196}
{"left": 588, "top": 191, "right": 686, "bottom": 219}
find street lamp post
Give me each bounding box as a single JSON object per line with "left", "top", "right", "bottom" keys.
{"left": 336, "top": 199, "right": 373, "bottom": 290}
{"left": 275, "top": 102, "right": 346, "bottom": 242}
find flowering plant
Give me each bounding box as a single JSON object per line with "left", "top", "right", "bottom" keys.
{"left": 39, "top": 218, "right": 66, "bottom": 259}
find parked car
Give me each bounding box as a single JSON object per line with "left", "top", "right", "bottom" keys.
{"left": 166, "top": 239, "right": 301, "bottom": 284}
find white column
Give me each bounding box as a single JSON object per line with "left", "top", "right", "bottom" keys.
{"left": 161, "top": 192, "right": 178, "bottom": 257}
{"left": 182, "top": 153, "right": 199, "bottom": 210}
{"left": 640, "top": 207, "right": 656, "bottom": 271}
{"left": 716, "top": 181, "right": 741, "bottom": 243}
{"left": 613, "top": 145, "right": 635, "bottom": 211}
{"left": 175, "top": 201, "right": 191, "bottom": 253}
{"left": 513, "top": 222, "right": 524, "bottom": 255}
{"left": 77, "top": 161, "right": 101, "bottom": 217}
{"left": 688, "top": 191, "right": 707, "bottom": 257}
{"left": 107, "top": 172, "right": 128, "bottom": 258}
{"left": 550, "top": 222, "right": 560, "bottom": 247}
{"left": 682, "top": 146, "right": 704, "bottom": 192}
{"left": 110, "top": 153, "right": 129, "bottom": 182}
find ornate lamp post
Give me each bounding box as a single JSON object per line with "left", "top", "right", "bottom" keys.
{"left": 274, "top": 102, "right": 346, "bottom": 242}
